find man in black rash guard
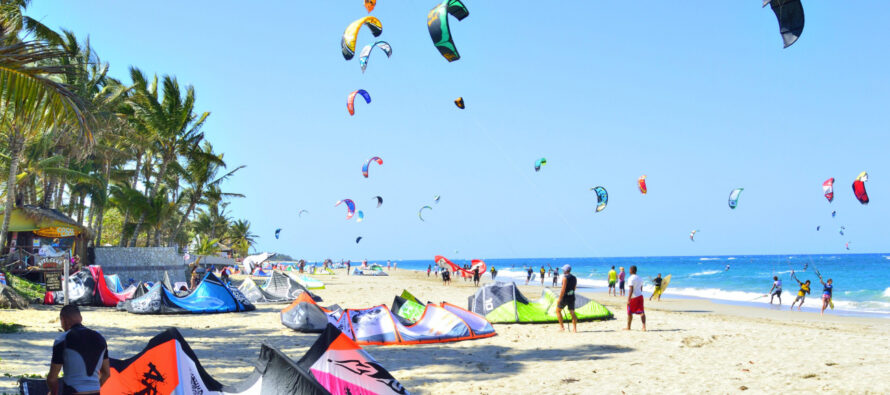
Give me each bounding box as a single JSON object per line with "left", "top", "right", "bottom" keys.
{"left": 47, "top": 305, "right": 110, "bottom": 395}
{"left": 557, "top": 264, "right": 578, "bottom": 332}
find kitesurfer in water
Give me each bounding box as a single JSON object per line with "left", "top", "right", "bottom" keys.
{"left": 556, "top": 264, "right": 578, "bottom": 332}
{"left": 769, "top": 276, "right": 782, "bottom": 305}
{"left": 725, "top": 264, "right": 730, "bottom": 272}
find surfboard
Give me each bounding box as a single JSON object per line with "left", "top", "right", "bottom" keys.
{"left": 653, "top": 274, "right": 671, "bottom": 297}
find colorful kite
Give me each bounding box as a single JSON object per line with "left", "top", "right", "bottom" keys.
{"left": 364, "top": 0, "right": 376, "bottom": 13}
{"left": 362, "top": 156, "right": 383, "bottom": 178}
{"left": 374, "top": 196, "right": 383, "bottom": 208}
{"left": 454, "top": 97, "right": 465, "bottom": 109}
{"left": 690, "top": 230, "right": 698, "bottom": 242}
{"left": 535, "top": 158, "right": 547, "bottom": 172}
{"left": 275, "top": 228, "right": 281, "bottom": 239}
{"left": 427, "top": 0, "right": 469, "bottom": 62}
{"left": 638, "top": 175, "right": 648, "bottom": 194}
{"left": 356, "top": 211, "right": 365, "bottom": 222}
{"left": 341, "top": 16, "right": 383, "bottom": 60}
{"left": 359, "top": 41, "right": 392, "bottom": 73}
{"left": 335, "top": 199, "right": 357, "bottom": 220}
{"left": 347, "top": 89, "right": 371, "bottom": 116}
{"left": 419, "top": 205, "right": 432, "bottom": 221}
{"left": 852, "top": 171, "right": 869, "bottom": 204}
{"left": 822, "top": 178, "right": 834, "bottom": 203}
{"left": 591, "top": 186, "right": 608, "bottom": 213}
{"left": 728, "top": 188, "right": 744, "bottom": 209}
{"left": 764, "top": 0, "right": 804, "bottom": 48}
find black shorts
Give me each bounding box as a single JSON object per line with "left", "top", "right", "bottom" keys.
{"left": 619, "top": 280, "right": 625, "bottom": 289}
{"left": 558, "top": 295, "right": 576, "bottom": 310}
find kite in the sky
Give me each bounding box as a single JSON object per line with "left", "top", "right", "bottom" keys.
{"left": 852, "top": 171, "right": 869, "bottom": 204}
{"left": 454, "top": 97, "right": 465, "bottom": 109}
{"left": 362, "top": 156, "right": 383, "bottom": 178}
{"left": 419, "top": 205, "right": 432, "bottom": 221}
{"left": 359, "top": 41, "right": 391, "bottom": 73}
{"left": 816, "top": 226, "right": 820, "bottom": 231}
{"left": 347, "top": 89, "right": 371, "bottom": 116}
{"left": 591, "top": 186, "right": 608, "bottom": 213}
{"left": 832, "top": 210, "right": 836, "bottom": 218}
{"left": 427, "top": 0, "right": 469, "bottom": 62}
{"left": 341, "top": 16, "right": 383, "bottom": 60}
{"left": 374, "top": 196, "right": 383, "bottom": 208}
{"left": 298, "top": 209, "right": 309, "bottom": 217}
{"left": 839, "top": 226, "right": 845, "bottom": 236}
{"left": 274, "top": 228, "right": 281, "bottom": 239}
{"left": 822, "top": 178, "right": 835, "bottom": 203}
{"left": 433, "top": 195, "right": 441, "bottom": 204}
{"left": 357, "top": 210, "right": 365, "bottom": 222}
{"left": 638, "top": 175, "right": 648, "bottom": 195}
{"left": 534, "top": 158, "right": 547, "bottom": 172}
{"left": 364, "top": 0, "right": 376, "bottom": 13}
{"left": 728, "top": 188, "right": 744, "bottom": 209}
{"left": 356, "top": 236, "right": 363, "bottom": 244}
{"left": 845, "top": 242, "right": 850, "bottom": 250}
{"left": 763, "top": 0, "right": 804, "bottom": 48}
{"left": 335, "top": 199, "right": 356, "bottom": 220}
{"left": 690, "top": 230, "right": 698, "bottom": 242}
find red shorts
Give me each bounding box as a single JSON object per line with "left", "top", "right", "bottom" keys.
{"left": 627, "top": 295, "right": 645, "bottom": 315}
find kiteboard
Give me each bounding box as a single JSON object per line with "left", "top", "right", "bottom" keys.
{"left": 653, "top": 274, "right": 672, "bottom": 298}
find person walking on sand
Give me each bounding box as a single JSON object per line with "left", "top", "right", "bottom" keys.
{"left": 427, "top": 264, "right": 431, "bottom": 277}
{"left": 626, "top": 265, "right": 646, "bottom": 331}
{"left": 789, "top": 271, "right": 810, "bottom": 311}
{"left": 346, "top": 260, "right": 351, "bottom": 275}
{"left": 608, "top": 266, "right": 617, "bottom": 296}
{"left": 491, "top": 266, "right": 497, "bottom": 280}
{"left": 540, "top": 266, "right": 546, "bottom": 286}
{"left": 769, "top": 276, "right": 782, "bottom": 305}
{"left": 526, "top": 266, "right": 533, "bottom": 285}
{"left": 473, "top": 266, "right": 481, "bottom": 287}
{"left": 818, "top": 274, "right": 833, "bottom": 316}
{"left": 552, "top": 266, "right": 559, "bottom": 287}
{"left": 47, "top": 305, "right": 110, "bottom": 395}
{"left": 556, "top": 264, "right": 578, "bottom": 332}
{"left": 618, "top": 267, "right": 626, "bottom": 296}
{"left": 649, "top": 273, "right": 663, "bottom": 301}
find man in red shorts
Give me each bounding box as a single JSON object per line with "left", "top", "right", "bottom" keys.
{"left": 625, "top": 265, "right": 647, "bottom": 331}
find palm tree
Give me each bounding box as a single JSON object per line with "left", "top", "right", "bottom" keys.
{"left": 126, "top": 67, "right": 208, "bottom": 246}
{"left": 0, "top": 12, "right": 91, "bottom": 250}
{"left": 227, "top": 219, "right": 256, "bottom": 258}
{"left": 192, "top": 234, "right": 220, "bottom": 256}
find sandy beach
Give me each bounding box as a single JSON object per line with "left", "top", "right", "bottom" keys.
{"left": 2, "top": 269, "right": 889, "bottom": 394}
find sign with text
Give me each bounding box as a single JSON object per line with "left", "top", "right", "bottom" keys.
{"left": 45, "top": 271, "right": 62, "bottom": 292}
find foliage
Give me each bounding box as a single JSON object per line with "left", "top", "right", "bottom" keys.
{"left": 7, "top": 273, "right": 43, "bottom": 299}
{"left": 0, "top": 321, "right": 23, "bottom": 333}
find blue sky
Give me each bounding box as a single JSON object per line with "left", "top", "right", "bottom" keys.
{"left": 29, "top": 1, "right": 890, "bottom": 259}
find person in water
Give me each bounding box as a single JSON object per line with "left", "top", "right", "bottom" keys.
{"left": 649, "top": 273, "right": 663, "bottom": 301}
{"left": 556, "top": 264, "right": 578, "bottom": 332}
{"left": 789, "top": 271, "right": 810, "bottom": 311}
{"left": 769, "top": 276, "right": 782, "bottom": 305}
{"left": 626, "top": 265, "right": 646, "bottom": 331}
{"left": 618, "top": 267, "right": 626, "bottom": 296}
{"left": 818, "top": 275, "right": 833, "bottom": 316}
{"left": 607, "top": 266, "right": 617, "bottom": 296}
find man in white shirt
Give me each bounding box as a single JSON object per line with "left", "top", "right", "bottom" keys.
{"left": 625, "top": 265, "right": 646, "bottom": 331}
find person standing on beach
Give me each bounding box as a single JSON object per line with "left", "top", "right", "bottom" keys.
{"left": 769, "top": 276, "right": 782, "bottom": 305}
{"left": 608, "top": 266, "right": 617, "bottom": 296}
{"left": 47, "top": 305, "right": 110, "bottom": 395}
{"left": 526, "top": 266, "right": 533, "bottom": 285}
{"left": 818, "top": 275, "right": 833, "bottom": 316}
{"left": 346, "top": 260, "right": 351, "bottom": 275}
{"left": 491, "top": 266, "right": 497, "bottom": 280}
{"left": 649, "top": 273, "right": 663, "bottom": 301}
{"left": 427, "top": 264, "right": 432, "bottom": 277}
{"left": 442, "top": 268, "right": 451, "bottom": 285}
{"left": 540, "top": 266, "right": 546, "bottom": 286}
{"left": 552, "top": 267, "right": 559, "bottom": 287}
{"left": 626, "top": 265, "right": 646, "bottom": 331}
{"left": 556, "top": 264, "right": 578, "bottom": 332}
{"left": 473, "top": 266, "right": 481, "bottom": 287}
{"left": 618, "top": 267, "right": 626, "bottom": 296}
{"left": 789, "top": 271, "right": 810, "bottom": 311}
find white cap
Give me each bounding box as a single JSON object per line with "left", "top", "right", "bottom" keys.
{"left": 562, "top": 264, "right": 571, "bottom": 273}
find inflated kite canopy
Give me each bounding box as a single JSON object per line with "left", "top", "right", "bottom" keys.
{"left": 356, "top": 236, "right": 362, "bottom": 244}
{"left": 362, "top": 156, "right": 383, "bottom": 178}
{"left": 822, "top": 177, "right": 835, "bottom": 203}
{"left": 341, "top": 16, "right": 383, "bottom": 60}
{"left": 454, "top": 96, "right": 465, "bottom": 109}
{"left": 359, "top": 41, "right": 391, "bottom": 73}
{"left": 468, "top": 282, "right": 613, "bottom": 323}
{"left": 364, "top": 0, "right": 376, "bottom": 13}
{"left": 433, "top": 194, "right": 441, "bottom": 203}
{"left": 374, "top": 195, "right": 383, "bottom": 207}
{"left": 356, "top": 210, "right": 364, "bottom": 222}
{"left": 852, "top": 171, "right": 869, "bottom": 204}
{"left": 298, "top": 209, "right": 309, "bottom": 217}
{"left": 427, "top": 0, "right": 469, "bottom": 62}
{"left": 728, "top": 188, "right": 744, "bottom": 209}
{"left": 335, "top": 199, "right": 356, "bottom": 220}
{"left": 347, "top": 89, "right": 371, "bottom": 116}
{"left": 638, "top": 175, "right": 648, "bottom": 194}
{"left": 274, "top": 228, "right": 281, "bottom": 239}
{"left": 591, "top": 186, "right": 608, "bottom": 212}
{"left": 419, "top": 205, "right": 432, "bottom": 221}
{"left": 690, "top": 229, "right": 698, "bottom": 242}
{"left": 764, "top": 0, "right": 804, "bottom": 48}
{"left": 534, "top": 158, "right": 547, "bottom": 172}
